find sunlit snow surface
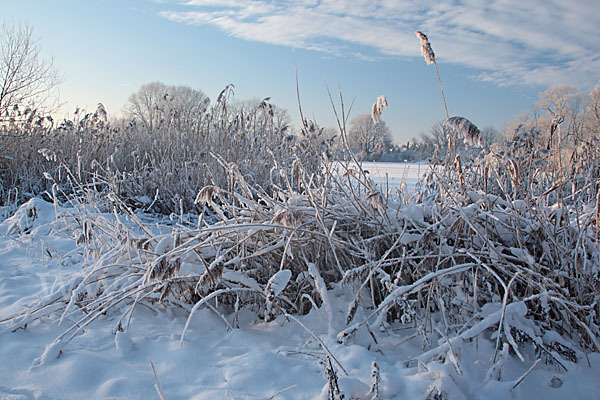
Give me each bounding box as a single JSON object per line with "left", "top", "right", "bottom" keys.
{"left": 0, "top": 166, "right": 599, "bottom": 399}
{"left": 332, "top": 161, "right": 433, "bottom": 200}
{"left": 356, "top": 161, "right": 429, "bottom": 193}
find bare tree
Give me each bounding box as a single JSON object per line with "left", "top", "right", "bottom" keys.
{"left": 347, "top": 114, "right": 392, "bottom": 160}
{"left": 480, "top": 126, "right": 500, "bottom": 148}
{"left": 419, "top": 121, "right": 447, "bottom": 151}
{"left": 503, "top": 109, "right": 541, "bottom": 139}
{"left": 125, "top": 82, "right": 209, "bottom": 133}
{"left": 536, "top": 86, "right": 585, "bottom": 144}
{"left": 0, "top": 21, "right": 61, "bottom": 115}
{"left": 498, "top": 86, "right": 594, "bottom": 152}
{"left": 584, "top": 83, "right": 600, "bottom": 137}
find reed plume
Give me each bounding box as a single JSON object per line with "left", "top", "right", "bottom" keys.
{"left": 371, "top": 95, "right": 388, "bottom": 124}
{"left": 415, "top": 31, "right": 449, "bottom": 119}
{"left": 444, "top": 116, "right": 482, "bottom": 147}
{"left": 415, "top": 30, "right": 435, "bottom": 65}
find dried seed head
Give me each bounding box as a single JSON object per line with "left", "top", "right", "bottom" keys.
{"left": 371, "top": 95, "right": 388, "bottom": 124}
{"left": 508, "top": 158, "right": 519, "bottom": 186}
{"left": 415, "top": 30, "right": 435, "bottom": 65}
{"left": 95, "top": 103, "right": 107, "bottom": 124}
{"left": 367, "top": 191, "right": 385, "bottom": 212}
{"left": 346, "top": 292, "right": 362, "bottom": 325}
{"left": 199, "top": 259, "right": 224, "bottom": 290}
{"left": 38, "top": 148, "right": 57, "bottom": 162}
{"left": 195, "top": 185, "right": 219, "bottom": 204}
{"left": 415, "top": 30, "right": 427, "bottom": 42}
{"left": 129, "top": 238, "right": 151, "bottom": 250}
{"left": 342, "top": 167, "right": 359, "bottom": 180}
{"left": 271, "top": 210, "right": 294, "bottom": 227}
{"left": 444, "top": 116, "right": 482, "bottom": 147}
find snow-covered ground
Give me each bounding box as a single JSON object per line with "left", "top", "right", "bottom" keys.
{"left": 333, "top": 161, "right": 430, "bottom": 195}
{"left": 357, "top": 162, "right": 429, "bottom": 194}
{"left": 1, "top": 165, "right": 599, "bottom": 399}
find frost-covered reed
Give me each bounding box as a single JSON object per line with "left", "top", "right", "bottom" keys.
{"left": 2, "top": 138, "right": 598, "bottom": 386}
{"left": 415, "top": 30, "right": 448, "bottom": 120}
{"left": 1, "top": 46, "right": 599, "bottom": 399}
{"left": 0, "top": 93, "right": 324, "bottom": 215}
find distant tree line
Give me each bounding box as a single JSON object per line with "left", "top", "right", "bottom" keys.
{"left": 2, "top": 19, "right": 600, "bottom": 168}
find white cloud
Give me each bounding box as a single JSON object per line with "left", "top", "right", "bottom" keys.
{"left": 158, "top": 0, "right": 600, "bottom": 90}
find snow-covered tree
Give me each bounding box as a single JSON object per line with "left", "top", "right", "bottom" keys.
{"left": 347, "top": 114, "right": 392, "bottom": 160}
{"left": 125, "top": 82, "right": 209, "bottom": 133}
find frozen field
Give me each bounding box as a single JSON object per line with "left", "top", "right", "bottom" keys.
{"left": 332, "top": 161, "right": 430, "bottom": 196}
{"left": 359, "top": 162, "right": 429, "bottom": 194}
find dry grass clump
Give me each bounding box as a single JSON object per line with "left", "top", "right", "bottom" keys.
{"left": 0, "top": 91, "right": 323, "bottom": 215}
{"left": 2, "top": 137, "right": 598, "bottom": 379}
{"left": 1, "top": 79, "right": 598, "bottom": 396}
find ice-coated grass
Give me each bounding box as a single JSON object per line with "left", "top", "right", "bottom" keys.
{"left": 1, "top": 82, "right": 599, "bottom": 398}
{"left": 0, "top": 93, "right": 325, "bottom": 215}
{"left": 0, "top": 135, "right": 599, "bottom": 398}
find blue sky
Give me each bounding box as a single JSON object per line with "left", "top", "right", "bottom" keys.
{"left": 3, "top": 0, "right": 599, "bottom": 143}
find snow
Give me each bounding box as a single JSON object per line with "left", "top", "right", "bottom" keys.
{"left": 0, "top": 165, "right": 599, "bottom": 399}
{"left": 266, "top": 270, "right": 292, "bottom": 299}
{"left": 359, "top": 161, "right": 429, "bottom": 193}
{"left": 114, "top": 331, "right": 135, "bottom": 355}
{"left": 332, "top": 161, "right": 430, "bottom": 196}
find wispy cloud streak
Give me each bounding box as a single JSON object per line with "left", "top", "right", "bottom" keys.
{"left": 159, "top": 0, "right": 600, "bottom": 90}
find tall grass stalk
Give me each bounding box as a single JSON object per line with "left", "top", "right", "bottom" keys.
{"left": 415, "top": 31, "right": 449, "bottom": 120}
